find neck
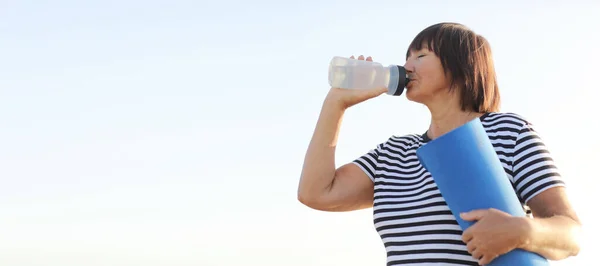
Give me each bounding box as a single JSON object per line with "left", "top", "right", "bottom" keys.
{"left": 426, "top": 93, "right": 482, "bottom": 140}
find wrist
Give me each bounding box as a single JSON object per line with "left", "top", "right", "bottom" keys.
{"left": 323, "top": 94, "right": 348, "bottom": 111}
{"left": 516, "top": 216, "right": 535, "bottom": 250}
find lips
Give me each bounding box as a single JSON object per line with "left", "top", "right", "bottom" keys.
{"left": 407, "top": 79, "right": 416, "bottom": 89}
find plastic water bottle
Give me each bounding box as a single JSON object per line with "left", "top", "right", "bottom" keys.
{"left": 328, "top": 56, "right": 409, "bottom": 96}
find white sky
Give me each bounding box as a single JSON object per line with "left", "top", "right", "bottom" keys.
{"left": 1, "top": 1, "right": 598, "bottom": 265}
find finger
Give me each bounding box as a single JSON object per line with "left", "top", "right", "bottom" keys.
{"left": 479, "top": 254, "right": 497, "bottom": 265}
{"left": 357, "top": 55, "right": 365, "bottom": 60}
{"left": 366, "top": 56, "right": 373, "bottom": 61}
{"left": 471, "top": 249, "right": 484, "bottom": 261}
{"left": 461, "top": 229, "right": 473, "bottom": 243}
{"left": 466, "top": 240, "right": 477, "bottom": 253}
{"left": 460, "top": 209, "right": 488, "bottom": 221}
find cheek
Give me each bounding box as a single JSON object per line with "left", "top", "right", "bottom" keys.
{"left": 417, "top": 65, "right": 447, "bottom": 91}
{"left": 417, "top": 65, "right": 436, "bottom": 83}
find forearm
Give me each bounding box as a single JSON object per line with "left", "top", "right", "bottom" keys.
{"left": 519, "top": 215, "right": 582, "bottom": 260}
{"left": 297, "top": 98, "right": 345, "bottom": 201}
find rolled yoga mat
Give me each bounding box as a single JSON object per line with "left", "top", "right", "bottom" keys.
{"left": 415, "top": 118, "right": 549, "bottom": 266}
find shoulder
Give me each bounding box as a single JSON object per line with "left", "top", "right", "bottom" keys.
{"left": 384, "top": 133, "right": 424, "bottom": 151}
{"left": 481, "top": 111, "right": 532, "bottom": 126}
{"left": 480, "top": 112, "right": 535, "bottom": 134}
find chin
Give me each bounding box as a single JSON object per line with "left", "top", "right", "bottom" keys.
{"left": 405, "top": 89, "right": 426, "bottom": 104}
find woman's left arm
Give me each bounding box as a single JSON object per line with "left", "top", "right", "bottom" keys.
{"left": 518, "top": 186, "right": 582, "bottom": 260}
{"left": 461, "top": 117, "right": 582, "bottom": 265}
{"left": 509, "top": 119, "right": 583, "bottom": 260}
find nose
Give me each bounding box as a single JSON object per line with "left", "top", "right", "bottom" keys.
{"left": 403, "top": 59, "right": 415, "bottom": 74}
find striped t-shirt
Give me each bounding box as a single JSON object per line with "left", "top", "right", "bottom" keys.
{"left": 353, "top": 112, "right": 565, "bottom": 265}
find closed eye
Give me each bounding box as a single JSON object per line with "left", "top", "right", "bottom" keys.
{"left": 417, "top": 54, "right": 426, "bottom": 58}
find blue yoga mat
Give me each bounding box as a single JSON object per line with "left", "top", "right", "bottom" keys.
{"left": 415, "top": 118, "right": 548, "bottom": 266}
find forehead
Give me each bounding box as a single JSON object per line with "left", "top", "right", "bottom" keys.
{"left": 406, "top": 28, "right": 440, "bottom": 59}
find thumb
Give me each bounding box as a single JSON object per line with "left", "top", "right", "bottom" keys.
{"left": 460, "top": 209, "right": 488, "bottom": 221}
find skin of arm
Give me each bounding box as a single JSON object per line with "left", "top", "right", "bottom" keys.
{"left": 297, "top": 93, "right": 377, "bottom": 212}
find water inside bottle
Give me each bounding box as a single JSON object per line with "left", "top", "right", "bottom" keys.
{"left": 328, "top": 57, "right": 391, "bottom": 90}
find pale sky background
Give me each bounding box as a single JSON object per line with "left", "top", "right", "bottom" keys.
{"left": 1, "top": 1, "right": 599, "bottom": 266}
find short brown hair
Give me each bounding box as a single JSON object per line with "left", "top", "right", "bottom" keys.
{"left": 406, "top": 22, "right": 501, "bottom": 113}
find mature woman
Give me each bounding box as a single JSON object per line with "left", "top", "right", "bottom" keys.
{"left": 297, "top": 22, "right": 581, "bottom": 265}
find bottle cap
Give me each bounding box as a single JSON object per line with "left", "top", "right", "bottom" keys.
{"left": 391, "top": 66, "right": 409, "bottom": 96}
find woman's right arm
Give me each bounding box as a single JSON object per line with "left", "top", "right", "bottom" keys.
{"left": 297, "top": 56, "right": 387, "bottom": 212}
{"left": 297, "top": 96, "right": 376, "bottom": 212}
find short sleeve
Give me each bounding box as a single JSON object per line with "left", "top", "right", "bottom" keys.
{"left": 511, "top": 121, "right": 565, "bottom": 204}
{"left": 352, "top": 142, "right": 385, "bottom": 182}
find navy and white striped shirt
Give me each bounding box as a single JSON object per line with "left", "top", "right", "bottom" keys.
{"left": 353, "top": 112, "right": 565, "bottom": 265}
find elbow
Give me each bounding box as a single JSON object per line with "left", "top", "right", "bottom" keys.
{"left": 566, "top": 218, "right": 583, "bottom": 258}
{"left": 297, "top": 192, "right": 312, "bottom": 207}
{"left": 296, "top": 182, "right": 312, "bottom": 206}
{"left": 297, "top": 190, "right": 320, "bottom": 209}
{"left": 571, "top": 245, "right": 581, "bottom": 258}
{"left": 297, "top": 188, "right": 331, "bottom": 211}
{"left": 297, "top": 173, "right": 336, "bottom": 211}
{"left": 546, "top": 247, "right": 580, "bottom": 261}
{"left": 570, "top": 222, "right": 583, "bottom": 257}
{"left": 299, "top": 198, "right": 332, "bottom": 211}
{"left": 548, "top": 219, "right": 583, "bottom": 260}
{"left": 296, "top": 188, "right": 307, "bottom": 205}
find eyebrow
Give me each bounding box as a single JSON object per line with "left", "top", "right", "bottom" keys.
{"left": 407, "top": 49, "right": 428, "bottom": 57}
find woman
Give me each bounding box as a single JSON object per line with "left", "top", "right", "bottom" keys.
{"left": 297, "top": 22, "right": 581, "bottom": 265}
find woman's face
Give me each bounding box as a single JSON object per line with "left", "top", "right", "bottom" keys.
{"left": 404, "top": 48, "right": 452, "bottom": 104}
